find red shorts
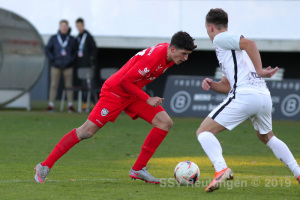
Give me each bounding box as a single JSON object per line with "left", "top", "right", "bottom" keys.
{"left": 88, "top": 87, "right": 165, "bottom": 128}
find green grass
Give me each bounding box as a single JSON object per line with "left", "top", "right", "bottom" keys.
{"left": 1, "top": 105, "right": 300, "bottom": 199}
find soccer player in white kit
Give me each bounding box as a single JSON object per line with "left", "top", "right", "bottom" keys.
{"left": 197, "top": 8, "right": 300, "bottom": 192}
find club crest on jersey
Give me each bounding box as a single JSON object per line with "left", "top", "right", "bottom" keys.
{"left": 138, "top": 67, "right": 150, "bottom": 76}
{"left": 101, "top": 108, "right": 109, "bottom": 116}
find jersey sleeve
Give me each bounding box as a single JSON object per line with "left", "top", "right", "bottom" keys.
{"left": 119, "top": 50, "right": 157, "bottom": 101}
{"left": 214, "top": 32, "right": 241, "bottom": 50}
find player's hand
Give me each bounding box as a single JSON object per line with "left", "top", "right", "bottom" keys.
{"left": 257, "top": 66, "right": 279, "bottom": 78}
{"left": 202, "top": 78, "right": 213, "bottom": 91}
{"left": 146, "top": 97, "right": 164, "bottom": 107}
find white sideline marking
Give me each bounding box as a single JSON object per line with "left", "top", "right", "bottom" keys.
{"left": 0, "top": 178, "right": 117, "bottom": 183}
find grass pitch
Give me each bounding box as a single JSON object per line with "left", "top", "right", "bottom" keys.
{"left": 0, "top": 106, "right": 300, "bottom": 199}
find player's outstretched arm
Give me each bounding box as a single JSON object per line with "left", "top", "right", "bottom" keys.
{"left": 239, "top": 37, "right": 279, "bottom": 78}
{"left": 202, "top": 77, "right": 231, "bottom": 94}
{"left": 146, "top": 97, "right": 164, "bottom": 107}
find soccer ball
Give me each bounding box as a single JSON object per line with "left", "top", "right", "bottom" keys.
{"left": 174, "top": 161, "right": 200, "bottom": 185}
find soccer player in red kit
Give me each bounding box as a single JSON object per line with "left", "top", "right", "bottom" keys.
{"left": 34, "top": 31, "right": 197, "bottom": 183}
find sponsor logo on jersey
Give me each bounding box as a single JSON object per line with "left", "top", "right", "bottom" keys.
{"left": 101, "top": 108, "right": 109, "bottom": 116}
{"left": 136, "top": 49, "right": 147, "bottom": 56}
{"left": 148, "top": 46, "right": 155, "bottom": 56}
{"left": 155, "top": 64, "right": 162, "bottom": 71}
{"left": 147, "top": 77, "right": 156, "bottom": 81}
{"left": 138, "top": 67, "right": 150, "bottom": 76}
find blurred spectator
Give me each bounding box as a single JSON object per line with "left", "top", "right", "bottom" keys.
{"left": 75, "top": 18, "right": 98, "bottom": 111}
{"left": 45, "top": 19, "right": 77, "bottom": 112}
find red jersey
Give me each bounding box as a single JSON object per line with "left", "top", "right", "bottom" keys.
{"left": 104, "top": 43, "right": 174, "bottom": 101}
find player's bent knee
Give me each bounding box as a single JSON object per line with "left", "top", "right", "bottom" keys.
{"left": 165, "top": 119, "right": 173, "bottom": 131}
{"left": 158, "top": 119, "right": 173, "bottom": 131}
{"left": 257, "top": 131, "right": 274, "bottom": 145}
{"left": 196, "top": 129, "right": 201, "bottom": 137}
{"left": 196, "top": 126, "right": 206, "bottom": 136}
{"left": 196, "top": 128, "right": 207, "bottom": 137}
{"left": 152, "top": 112, "right": 173, "bottom": 131}
{"left": 153, "top": 118, "right": 173, "bottom": 131}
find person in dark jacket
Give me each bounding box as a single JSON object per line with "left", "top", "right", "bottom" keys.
{"left": 75, "top": 18, "right": 98, "bottom": 111}
{"left": 45, "top": 19, "right": 77, "bottom": 112}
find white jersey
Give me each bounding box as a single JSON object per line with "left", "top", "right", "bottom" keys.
{"left": 213, "top": 32, "right": 270, "bottom": 95}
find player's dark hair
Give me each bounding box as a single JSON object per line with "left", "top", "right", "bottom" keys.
{"left": 59, "top": 19, "right": 69, "bottom": 25}
{"left": 206, "top": 8, "right": 228, "bottom": 29}
{"left": 76, "top": 18, "right": 84, "bottom": 24}
{"left": 170, "top": 31, "right": 197, "bottom": 51}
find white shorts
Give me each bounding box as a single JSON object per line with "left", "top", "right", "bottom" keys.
{"left": 209, "top": 92, "right": 272, "bottom": 134}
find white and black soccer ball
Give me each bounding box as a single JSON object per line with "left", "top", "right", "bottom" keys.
{"left": 174, "top": 161, "right": 200, "bottom": 185}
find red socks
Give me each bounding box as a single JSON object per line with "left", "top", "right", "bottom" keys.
{"left": 41, "top": 127, "right": 167, "bottom": 170}
{"left": 41, "top": 129, "right": 80, "bottom": 168}
{"left": 132, "top": 127, "right": 168, "bottom": 171}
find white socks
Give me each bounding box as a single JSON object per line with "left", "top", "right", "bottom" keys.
{"left": 197, "top": 131, "right": 227, "bottom": 172}
{"left": 198, "top": 132, "right": 300, "bottom": 178}
{"left": 266, "top": 136, "right": 300, "bottom": 178}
